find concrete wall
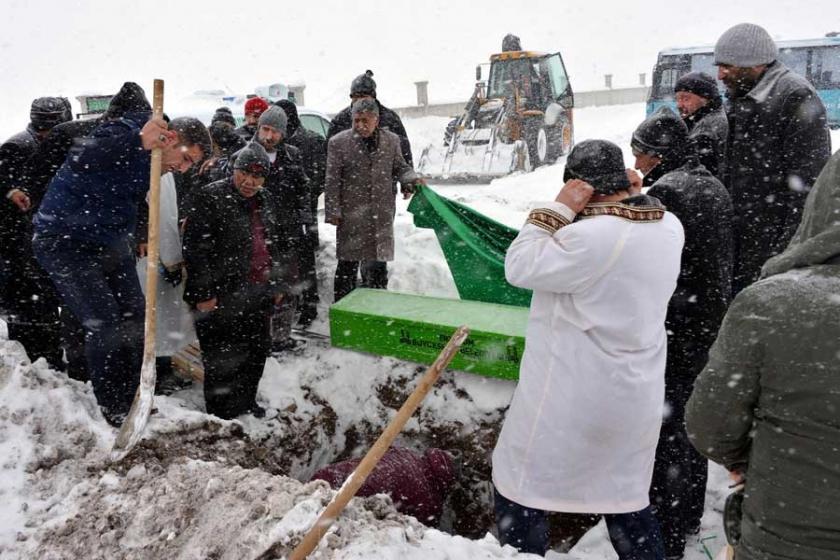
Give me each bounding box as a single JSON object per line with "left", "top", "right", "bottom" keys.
{"left": 393, "top": 86, "right": 650, "bottom": 119}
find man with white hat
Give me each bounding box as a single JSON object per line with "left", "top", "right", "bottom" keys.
{"left": 714, "top": 23, "right": 831, "bottom": 295}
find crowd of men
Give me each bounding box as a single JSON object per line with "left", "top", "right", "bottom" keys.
{"left": 0, "top": 22, "right": 838, "bottom": 560}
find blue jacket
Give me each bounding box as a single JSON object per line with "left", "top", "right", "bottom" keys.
{"left": 34, "top": 112, "right": 151, "bottom": 246}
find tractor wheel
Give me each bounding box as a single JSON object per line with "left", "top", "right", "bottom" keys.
{"left": 543, "top": 117, "right": 573, "bottom": 163}
{"left": 525, "top": 122, "right": 550, "bottom": 170}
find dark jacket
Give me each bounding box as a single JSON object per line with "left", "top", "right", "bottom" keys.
{"left": 725, "top": 61, "right": 832, "bottom": 294}
{"left": 683, "top": 100, "right": 728, "bottom": 185}
{"left": 0, "top": 125, "right": 41, "bottom": 249}
{"left": 234, "top": 123, "right": 257, "bottom": 142}
{"left": 182, "top": 177, "right": 297, "bottom": 308}
{"left": 645, "top": 152, "right": 733, "bottom": 352}
{"left": 686, "top": 149, "right": 840, "bottom": 560}
{"left": 286, "top": 120, "right": 327, "bottom": 203}
{"left": 33, "top": 112, "right": 152, "bottom": 247}
{"left": 21, "top": 118, "right": 103, "bottom": 208}
{"left": 328, "top": 100, "right": 413, "bottom": 167}
{"left": 310, "top": 447, "right": 456, "bottom": 526}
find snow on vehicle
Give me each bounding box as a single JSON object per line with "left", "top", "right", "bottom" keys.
{"left": 418, "top": 49, "right": 575, "bottom": 183}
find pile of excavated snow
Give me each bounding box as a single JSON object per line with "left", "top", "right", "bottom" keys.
{"left": 0, "top": 339, "right": 543, "bottom": 559}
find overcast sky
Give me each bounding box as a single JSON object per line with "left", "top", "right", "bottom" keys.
{"left": 1, "top": 0, "right": 838, "bottom": 135}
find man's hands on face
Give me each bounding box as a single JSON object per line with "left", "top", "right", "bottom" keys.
{"left": 8, "top": 189, "right": 31, "bottom": 212}
{"left": 556, "top": 179, "right": 594, "bottom": 214}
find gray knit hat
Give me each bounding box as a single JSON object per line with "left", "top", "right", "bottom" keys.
{"left": 714, "top": 23, "right": 778, "bottom": 67}
{"left": 257, "top": 106, "right": 287, "bottom": 136}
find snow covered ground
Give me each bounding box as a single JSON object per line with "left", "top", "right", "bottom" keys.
{"left": 0, "top": 102, "right": 830, "bottom": 559}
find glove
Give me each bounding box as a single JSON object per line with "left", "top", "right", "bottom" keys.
{"left": 160, "top": 262, "right": 184, "bottom": 287}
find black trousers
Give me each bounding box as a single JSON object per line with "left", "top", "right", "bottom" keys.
{"left": 300, "top": 223, "right": 319, "bottom": 306}
{"left": 650, "top": 337, "right": 710, "bottom": 558}
{"left": 334, "top": 260, "right": 388, "bottom": 302}
{"left": 1, "top": 249, "right": 63, "bottom": 370}
{"left": 194, "top": 293, "right": 270, "bottom": 420}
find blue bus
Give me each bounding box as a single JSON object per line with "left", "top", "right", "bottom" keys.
{"left": 647, "top": 36, "right": 840, "bottom": 128}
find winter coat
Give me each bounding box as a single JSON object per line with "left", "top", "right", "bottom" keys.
{"left": 325, "top": 128, "right": 418, "bottom": 261}
{"left": 645, "top": 154, "right": 733, "bottom": 353}
{"left": 286, "top": 122, "right": 327, "bottom": 203}
{"left": 686, "top": 149, "right": 840, "bottom": 560}
{"left": 136, "top": 173, "right": 196, "bottom": 357}
{"left": 234, "top": 124, "right": 257, "bottom": 142}
{"left": 182, "top": 177, "right": 297, "bottom": 309}
{"left": 22, "top": 118, "right": 102, "bottom": 209}
{"left": 683, "top": 100, "right": 728, "bottom": 185}
{"left": 310, "top": 447, "right": 456, "bottom": 526}
{"left": 328, "top": 100, "right": 413, "bottom": 167}
{"left": 725, "top": 61, "right": 831, "bottom": 294}
{"left": 492, "top": 196, "right": 684, "bottom": 513}
{"left": 0, "top": 125, "right": 40, "bottom": 250}
{"left": 33, "top": 112, "right": 152, "bottom": 247}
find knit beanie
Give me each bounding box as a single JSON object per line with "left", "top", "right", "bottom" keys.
{"left": 30, "top": 97, "right": 70, "bottom": 131}
{"left": 350, "top": 70, "right": 377, "bottom": 98}
{"left": 233, "top": 142, "right": 271, "bottom": 177}
{"left": 563, "top": 139, "right": 630, "bottom": 194}
{"left": 674, "top": 72, "right": 721, "bottom": 102}
{"left": 103, "top": 82, "right": 151, "bottom": 119}
{"left": 244, "top": 96, "right": 270, "bottom": 117}
{"left": 257, "top": 106, "right": 287, "bottom": 136}
{"left": 211, "top": 107, "right": 237, "bottom": 128}
{"left": 631, "top": 107, "right": 689, "bottom": 158}
{"left": 714, "top": 23, "right": 778, "bottom": 67}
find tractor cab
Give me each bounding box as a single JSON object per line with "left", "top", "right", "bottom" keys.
{"left": 419, "top": 49, "right": 575, "bottom": 183}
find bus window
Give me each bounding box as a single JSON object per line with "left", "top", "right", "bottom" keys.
{"left": 777, "top": 48, "right": 809, "bottom": 77}
{"left": 689, "top": 53, "right": 716, "bottom": 77}
{"left": 812, "top": 45, "right": 840, "bottom": 88}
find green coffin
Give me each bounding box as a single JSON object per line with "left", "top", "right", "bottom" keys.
{"left": 329, "top": 289, "right": 528, "bottom": 380}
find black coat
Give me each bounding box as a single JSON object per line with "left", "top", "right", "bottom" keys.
{"left": 286, "top": 123, "right": 327, "bottom": 204}
{"left": 646, "top": 154, "right": 734, "bottom": 356}
{"left": 0, "top": 126, "right": 40, "bottom": 250}
{"left": 725, "top": 61, "right": 832, "bottom": 293}
{"left": 234, "top": 124, "right": 257, "bottom": 142}
{"left": 328, "top": 100, "right": 413, "bottom": 167}
{"left": 182, "top": 178, "right": 297, "bottom": 308}
{"left": 683, "top": 100, "right": 728, "bottom": 185}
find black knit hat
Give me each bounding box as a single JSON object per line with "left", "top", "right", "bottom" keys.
{"left": 563, "top": 139, "right": 630, "bottom": 195}
{"left": 233, "top": 143, "right": 271, "bottom": 178}
{"left": 674, "top": 72, "right": 721, "bottom": 102}
{"left": 350, "top": 70, "right": 377, "bottom": 98}
{"left": 211, "top": 107, "right": 236, "bottom": 128}
{"left": 30, "top": 97, "right": 70, "bottom": 131}
{"left": 104, "top": 82, "right": 151, "bottom": 119}
{"left": 631, "top": 107, "right": 689, "bottom": 158}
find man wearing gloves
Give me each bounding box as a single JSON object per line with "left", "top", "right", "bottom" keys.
{"left": 492, "top": 140, "right": 684, "bottom": 559}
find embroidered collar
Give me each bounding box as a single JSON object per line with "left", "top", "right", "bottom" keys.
{"left": 578, "top": 195, "right": 666, "bottom": 223}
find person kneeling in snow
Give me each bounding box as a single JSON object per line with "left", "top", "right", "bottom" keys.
{"left": 492, "top": 140, "right": 684, "bottom": 558}
{"left": 310, "top": 447, "right": 456, "bottom": 527}
{"left": 182, "top": 143, "right": 298, "bottom": 419}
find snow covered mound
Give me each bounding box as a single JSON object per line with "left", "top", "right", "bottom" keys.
{"left": 0, "top": 340, "right": 541, "bottom": 559}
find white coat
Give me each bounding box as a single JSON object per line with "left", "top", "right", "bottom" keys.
{"left": 136, "top": 173, "right": 196, "bottom": 357}
{"left": 492, "top": 199, "right": 684, "bottom": 514}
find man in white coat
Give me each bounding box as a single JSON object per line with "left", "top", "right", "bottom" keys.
{"left": 492, "top": 139, "right": 684, "bottom": 559}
